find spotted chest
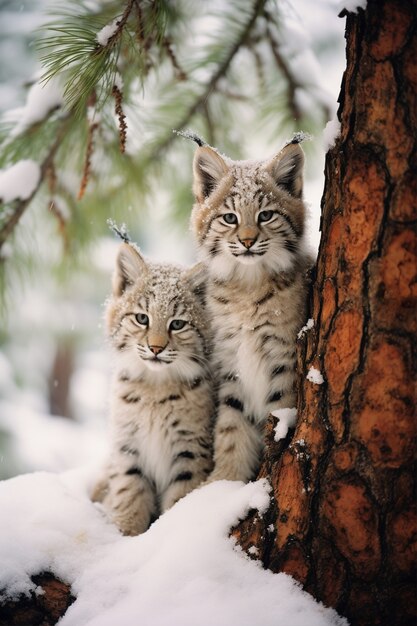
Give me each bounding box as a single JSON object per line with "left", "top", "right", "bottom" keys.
{"left": 111, "top": 375, "right": 213, "bottom": 493}
{"left": 206, "top": 277, "right": 305, "bottom": 421}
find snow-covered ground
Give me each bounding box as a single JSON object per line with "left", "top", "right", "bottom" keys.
{"left": 0, "top": 470, "right": 348, "bottom": 626}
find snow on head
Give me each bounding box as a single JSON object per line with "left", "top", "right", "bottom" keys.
{"left": 0, "top": 160, "right": 40, "bottom": 203}
{"left": 307, "top": 366, "right": 324, "bottom": 385}
{"left": 0, "top": 471, "right": 348, "bottom": 626}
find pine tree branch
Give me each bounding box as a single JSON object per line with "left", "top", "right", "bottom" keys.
{"left": 148, "top": 0, "right": 267, "bottom": 160}
{"left": 98, "top": 0, "right": 136, "bottom": 51}
{"left": 0, "top": 120, "right": 70, "bottom": 251}
{"left": 265, "top": 24, "right": 303, "bottom": 122}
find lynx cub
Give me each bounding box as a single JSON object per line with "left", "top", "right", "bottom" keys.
{"left": 93, "top": 243, "right": 214, "bottom": 535}
{"left": 191, "top": 140, "right": 311, "bottom": 483}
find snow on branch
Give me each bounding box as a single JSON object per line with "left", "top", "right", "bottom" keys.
{"left": 0, "top": 121, "right": 69, "bottom": 251}
{"left": 0, "top": 161, "right": 41, "bottom": 204}
{"left": 107, "top": 219, "right": 131, "bottom": 244}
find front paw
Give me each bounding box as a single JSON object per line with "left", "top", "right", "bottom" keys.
{"left": 111, "top": 510, "right": 150, "bottom": 536}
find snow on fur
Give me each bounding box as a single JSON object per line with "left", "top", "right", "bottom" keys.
{"left": 0, "top": 471, "right": 347, "bottom": 626}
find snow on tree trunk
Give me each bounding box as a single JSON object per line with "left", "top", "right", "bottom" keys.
{"left": 0, "top": 574, "right": 74, "bottom": 626}
{"left": 233, "top": 1, "right": 417, "bottom": 625}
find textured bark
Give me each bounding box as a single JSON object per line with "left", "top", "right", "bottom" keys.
{"left": 0, "top": 574, "right": 74, "bottom": 626}
{"left": 233, "top": 2, "right": 417, "bottom": 625}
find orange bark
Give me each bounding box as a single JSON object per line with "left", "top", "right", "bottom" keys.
{"left": 234, "top": 2, "right": 417, "bottom": 624}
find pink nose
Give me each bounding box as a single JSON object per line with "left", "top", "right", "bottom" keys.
{"left": 148, "top": 345, "right": 164, "bottom": 356}
{"left": 240, "top": 237, "right": 256, "bottom": 249}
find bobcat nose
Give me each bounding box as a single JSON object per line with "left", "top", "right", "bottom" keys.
{"left": 148, "top": 344, "right": 165, "bottom": 356}
{"left": 239, "top": 236, "right": 257, "bottom": 249}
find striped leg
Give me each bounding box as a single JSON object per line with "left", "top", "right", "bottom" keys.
{"left": 161, "top": 435, "right": 213, "bottom": 512}
{"left": 207, "top": 402, "right": 263, "bottom": 483}
{"left": 102, "top": 463, "right": 157, "bottom": 536}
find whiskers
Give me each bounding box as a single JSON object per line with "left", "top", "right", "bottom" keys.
{"left": 185, "top": 349, "right": 209, "bottom": 368}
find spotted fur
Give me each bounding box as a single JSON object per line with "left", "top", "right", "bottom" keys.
{"left": 191, "top": 141, "right": 312, "bottom": 482}
{"left": 92, "top": 244, "right": 214, "bottom": 535}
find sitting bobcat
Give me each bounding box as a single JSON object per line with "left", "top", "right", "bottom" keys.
{"left": 190, "top": 139, "right": 312, "bottom": 483}
{"left": 92, "top": 242, "right": 214, "bottom": 535}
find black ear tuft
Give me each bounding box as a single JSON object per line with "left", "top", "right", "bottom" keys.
{"left": 174, "top": 129, "right": 207, "bottom": 147}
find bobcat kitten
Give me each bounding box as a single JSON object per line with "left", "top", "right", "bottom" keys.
{"left": 191, "top": 140, "right": 311, "bottom": 482}
{"left": 93, "top": 243, "right": 214, "bottom": 535}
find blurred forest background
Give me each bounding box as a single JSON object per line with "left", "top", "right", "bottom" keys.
{"left": 0, "top": 0, "right": 345, "bottom": 479}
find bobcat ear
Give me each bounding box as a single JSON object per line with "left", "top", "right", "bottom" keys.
{"left": 182, "top": 262, "right": 206, "bottom": 300}
{"left": 193, "top": 146, "right": 229, "bottom": 202}
{"left": 266, "top": 143, "right": 304, "bottom": 198}
{"left": 113, "top": 243, "right": 147, "bottom": 296}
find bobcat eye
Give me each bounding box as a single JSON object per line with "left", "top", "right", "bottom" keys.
{"left": 258, "top": 210, "right": 274, "bottom": 223}
{"left": 222, "top": 213, "right": 238, "bottom": 225}
{"left": 169, "top": 319, "right": 187, "bottom": 331}
{"left": 135, "top": 313, "right": 149, "bottom": 326}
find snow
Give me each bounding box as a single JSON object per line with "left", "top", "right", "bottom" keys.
{"left": 307, "top": 366, "right": 324, "bottom": 385}
{"left": 0, "top": 400, "right": 108, "bottom": 476}
{"left": 337, "top": 0, "right": 367, "bottom": 13}
{"left": 5, "top": 78, "right": 64, "bottom": 136}
{"left": 323, "top": 118, "right": 341, "bottom": 151}
{"left": 114, "top": 72, "right": 124, "bottom": 91}
{"left": 0, "top": 160, "right": 40, "bottom": 203}
{"left": 0, "top": 471, "right": 347, "bottom": 626}
{"left": 96, "top": 18, "right": 120, "bottom": 46}
{"left": 272, "top": 408, "right": 298, "bottom": 441}
{"left": 297, "top": 318, "right": 315, "bottom": 339}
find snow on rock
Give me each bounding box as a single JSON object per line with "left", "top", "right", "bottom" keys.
{"left": 323, "top": 118, "right": 341, "bottom": 151}
{"left": 307, "top": 366, "right": 325, "bottom": 385}
{"left": 297, "top": 318, "right": 314, "bottom": 339}
{"left": 0, "top": 471, "right": 348, "bottom": 626}
{"left": 0, "top": 160, "right": 40, "bottom": 203}
{"left": 272, "top": 408, "right": 298, "bottom": 441}
{"left": 96, "top": 18, "right": 120, "bottom": 46}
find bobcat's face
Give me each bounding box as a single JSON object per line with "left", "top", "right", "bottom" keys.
{"left": 191, "top": 143, "right": 306, "bottom": 281}
{"left": 107, "top": 246, "right": 207, "bottom": 381}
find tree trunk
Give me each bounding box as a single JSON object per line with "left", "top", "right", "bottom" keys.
{"left": 0, "top": 574, "right": 74, "bottom": 626}
{"left": 233, "top": 1, "right": 417, "bottom": 625}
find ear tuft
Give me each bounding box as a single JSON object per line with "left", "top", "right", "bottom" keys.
{"left": 113, "top": 243, "right": 147, "bottom": 296}
{"left": 266, "top": 143, "right": 304, "bottom": 198}
{"left": 193, "top": 146, "right": 229, "bottom": 202}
